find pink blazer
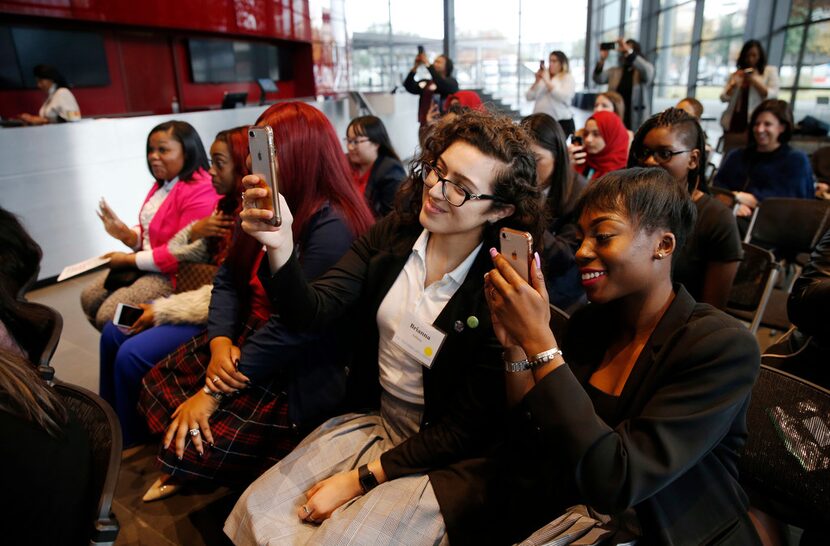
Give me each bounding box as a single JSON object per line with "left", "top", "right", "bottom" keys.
{"left": 138, "top": 168, "right": 219, "bottom": 275}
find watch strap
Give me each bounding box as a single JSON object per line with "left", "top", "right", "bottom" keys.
{"left": 358, "top": 464, "right": 379, "bottom": 493}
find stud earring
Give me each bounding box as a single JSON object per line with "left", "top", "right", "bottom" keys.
{"left": 655, "top": 252, "right": 664, "bottom": 259}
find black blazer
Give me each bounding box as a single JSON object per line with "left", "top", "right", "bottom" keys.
{"left": 208, "top": 205, "right": 356, "bottom": 431}
{"left": 365, "top": 155, "right": 406, "bottom": 218}
{"left": 259, "top": 213, "right": 506, "bottom": 544}
{"left": 490, "top": 286, "right": 761, "bottom": 545}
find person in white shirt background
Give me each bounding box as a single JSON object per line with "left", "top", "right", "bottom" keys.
{"left": 18, "top": 64, "right": 81, "bottom": 125}
{"left": 526, "top": 51, "right": 576, "bottom": 138}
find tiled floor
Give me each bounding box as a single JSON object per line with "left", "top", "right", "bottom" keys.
{"left": 26, "top": 273, "right": 791, "bottom": 545}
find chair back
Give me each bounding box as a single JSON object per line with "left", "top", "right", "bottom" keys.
{"left": 745, "top": 198, "right": 830, "bottom": 260}
{"left": 54, "top": 381, "right": 121, "bottom": 546}
{"left": 810, "top": 145, "right": 830, "bottom": 183}
{"left": 739, "top": 365, "right": 830, "bottom": 528}
{"left": 726, "top": 243, "right": 780, "bottom": 334}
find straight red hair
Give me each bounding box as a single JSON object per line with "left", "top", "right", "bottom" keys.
{"left": 255, "top": 102, "right": 374, "bottom": 241}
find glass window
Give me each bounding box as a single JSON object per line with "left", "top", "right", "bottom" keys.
{"left": 797, "top": 20, "right": 830, "bottom": 89}
{"left": 657, "top": 2, "right": 696, "bottom": 48}
{"left": 781, "top": 26, "right": 805, "bottom": 88}
{"left": 601, "top": 0, "right": 622, "bottom": 34}
{"left": 701, "top": 0, "right": 748, "bottom": 41}
{"left": 654, "top": 44, "right": 692, "bottom": 89}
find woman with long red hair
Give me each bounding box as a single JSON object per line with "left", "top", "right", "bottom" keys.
{"left": 99, "top": 126, "right": 244, "bottom": 450}
{"left": 137, "top": 103, "right": 374, "bottom": 501}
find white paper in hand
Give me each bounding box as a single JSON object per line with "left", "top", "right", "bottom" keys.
{"left": 57, "top": 256, "right": 111, "bottom": 282}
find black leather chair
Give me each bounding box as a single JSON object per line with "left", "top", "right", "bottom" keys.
{"left": 726, "top": 243, "right": 780, "bottom": 334}
{"left": 18, "top": 300, "right": 63, "bottom": 382}
{"left": 739, "top": 365, "right": 830, "bottom": 534}
{"left": 54, "top": 381, "right": 121, "bottom": 546}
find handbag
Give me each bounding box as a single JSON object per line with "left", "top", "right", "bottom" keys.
{"left": 174, "top": 262, "right": 218, "bottom": 293}
{"left": 103, "top": 268, "right": 145, "bottom": 291}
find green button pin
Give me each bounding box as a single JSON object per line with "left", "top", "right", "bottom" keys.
{"left": 466, "top": 315, "right": 479, "bottom": 329}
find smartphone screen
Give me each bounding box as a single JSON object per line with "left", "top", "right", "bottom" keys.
{"left": 114, "top": 303, "right": 143, "bottom": 328}
{"left": 499, "top": 228, "right": 533, "bottom": 283}
{"left": 571, "top": 135, "right": 583, "bottom": 147}
{"left": 248, "top": 126, "right": 282, "bottom": 226}
{"left": 600, "top": 41, "right": 617, "bottom": 51}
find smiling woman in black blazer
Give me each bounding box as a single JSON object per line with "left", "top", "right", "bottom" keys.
{"left": 226, "top": 110, "right": 545, "bottom": 545}
{"left": 485, "top": 167, "right": 762, "bottom": 545}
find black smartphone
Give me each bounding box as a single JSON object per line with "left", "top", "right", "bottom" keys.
{"left": 417, "top": 45, "right": 425, "bottom": 55}
{"left": 539, "top": 60, "right": 545, "bottom": 70}
{"left": 114, "top": 303, "right": 143, "bottom": 328}
{"left": 248, "top": 126, "right": 282, "bottom": 227}
{"left": 600, "top": 41, "right": 617, "bottom": 51}
{"left": 571, "top": 135, "right": 583, "bottom": 147}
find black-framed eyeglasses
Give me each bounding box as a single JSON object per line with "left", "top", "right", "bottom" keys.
{"left": 344, "top": 137, "right": 370, "bottom": 147}
{"left": 634, "top": 147, "right": 694, "bottom": 164}
{"left": 420, "top": 162, "right": 503, "bottom": 207}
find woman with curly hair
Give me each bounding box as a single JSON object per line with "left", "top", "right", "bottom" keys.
{"left": 226, "top": 109, "right": 544, "bottom": 545}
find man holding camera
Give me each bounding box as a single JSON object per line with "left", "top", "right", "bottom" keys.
{"left": 593, "top": 38, "right": 654, "bottom": 131}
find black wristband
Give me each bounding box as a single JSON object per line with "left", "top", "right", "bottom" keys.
{"left": 358, "top": 464, "right": 379, "bottom": 494}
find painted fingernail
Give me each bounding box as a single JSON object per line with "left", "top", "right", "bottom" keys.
{"left": 489, "top": 247, "right": 498, "bottom": 257}
{"left": 177, "top": 456, "right": 182, "bottom": 460}
{"left": 197, "top": 451, "right": 203, "bottom": 457}
{"left": 534, "top": 252, "right": 541, "bottom": 270}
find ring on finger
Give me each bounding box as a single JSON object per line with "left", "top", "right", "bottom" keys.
{"left": 213, "top": 375, "right": 221, "bottom": 384}
{"left": 189, "top": 428, "right": 200, "bottom": 437}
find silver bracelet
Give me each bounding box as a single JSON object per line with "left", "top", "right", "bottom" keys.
{"left": 528, "top": 347, "right": 563, "bottom": 368}
{"left": 202, "top": 385, "right": 224, "bottom": 401}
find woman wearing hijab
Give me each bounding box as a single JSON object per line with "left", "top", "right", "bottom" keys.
{"left": 569, "top": 110, "right": 629, "bottom": 182}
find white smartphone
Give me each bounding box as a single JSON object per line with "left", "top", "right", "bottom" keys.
{"left": 113, "top": 303, "right": 143, "bottom": 328}
{"left": 247, "top": 125, "right": 282, "bottom": 226}
{"left": 499, "top": 228, "right": 533, "bottom": 283}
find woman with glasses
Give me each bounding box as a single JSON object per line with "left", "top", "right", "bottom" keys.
{"left": 345, "top": 115, "right": 406, "bottom": 217}
{"left": 629, "top": 108, "right": 742, "bottom": 309}
{"left": 225, "top": 110, "right": 543, "bottom": 545}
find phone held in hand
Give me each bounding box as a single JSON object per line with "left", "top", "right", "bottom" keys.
{"left": 114, "top": 303, "right": 143, "bottom": 328}
{"left": 600, "top": 41, "right": 617, "bottom": 51}
{"left": 539, "top": 60, "right": 545, "bottom": 70}
{"left": 417, "top": 45, "right": 425, "bottom": 55}
{"left": 499, "top": 228, "right": 533, "bottom": 283}
{"left": 248, "top": 126, "right": 282, "bottom": 226}
{"left": 571, "top": 135, "right": 583, "bottom": 147}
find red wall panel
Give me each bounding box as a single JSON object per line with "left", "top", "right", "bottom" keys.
{"left": 0, "top": 1, "right": 317, "bottom": 118}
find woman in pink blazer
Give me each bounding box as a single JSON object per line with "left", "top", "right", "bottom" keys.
{"left": 81, "top": 121, "right": 221, "bottom": 330}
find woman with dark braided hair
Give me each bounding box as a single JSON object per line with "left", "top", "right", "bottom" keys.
{"left": 629, "top": 107, "right": 742, "bottom": 308}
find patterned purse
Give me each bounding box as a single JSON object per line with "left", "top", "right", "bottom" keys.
{"left": 174, "top": 262, "right": 218, "bottom": 293}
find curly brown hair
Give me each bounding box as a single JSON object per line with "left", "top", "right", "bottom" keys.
{"left": 396, "top": 109, "right": 545, "bottom": 249}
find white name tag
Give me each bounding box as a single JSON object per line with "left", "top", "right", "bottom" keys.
{"left": 391, "top": 311, "right": 447, "bottom": 369}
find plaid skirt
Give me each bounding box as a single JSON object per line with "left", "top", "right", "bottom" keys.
{"left": 138, "top": 318, "right": 298, "bottom": 486}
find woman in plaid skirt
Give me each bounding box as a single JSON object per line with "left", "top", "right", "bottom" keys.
{"left": 137, "top": 102, "right": 374, "bottom": 501}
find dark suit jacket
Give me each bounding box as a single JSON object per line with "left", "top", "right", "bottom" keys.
{"left": 208, "top": 205, "right": 356, "bottom": 431}
{"left": 492, "top": 286, "right": 761, "bottom": 545}
{"left": 365, "top": 155, "right": 406, "bottom": 218}
{"left": 259, "top": 213, "right": 506, "bottom": 544}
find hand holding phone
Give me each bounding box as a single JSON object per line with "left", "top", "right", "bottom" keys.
{"left": 114, "top": 303, "right": 143, "bottom": 329}
{"left": 248, "top": 126, "right": 282, "bottom": 226}
{"left": 499, "top": 228, "right": 533, "bottom": 283}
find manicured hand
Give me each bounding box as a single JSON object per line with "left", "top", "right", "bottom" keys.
{"left": 206, "top": 336, "right": 248, "bottom": 393}
{"left": 485, "top": 248, "right": 556, "bottom": 357}
{"left": 298, "top": 470, "right": 363, "bottom": 523}
{"left": 163, "top": 390, "right": 219, "bottom": 459}
{"left": 190, "top": 210, "right": 235, "bottom": 240}
{"left": 128, "top": 303, "right": 155, "bottom": 334}
{"left": 97, "top": 198, "right": 136, "bottom": 246}
{"left": 239, "top": 175, "right": 294, "bottom": 250}
{"left": 102, "top": 251, "right": 135, "bottom": 270}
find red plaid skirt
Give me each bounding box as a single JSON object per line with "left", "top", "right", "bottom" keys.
{"left": 138, "top": 318, "right": 298, "bottom": 486}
